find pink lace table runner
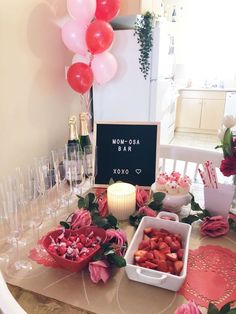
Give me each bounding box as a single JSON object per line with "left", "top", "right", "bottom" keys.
{"left": 179, "top": 245, "right": 236, "bottom": 308}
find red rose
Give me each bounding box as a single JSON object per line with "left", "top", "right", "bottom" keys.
{"left": 136, "top": 187, "right": 149, "bottom": 207}
{"left": 200, "top": 216, "right": 229, "bottom": 237}
{"left": 97, "top": 195, "right": 108, "bottom": 217}
{"left": 138, "top": 206, "right": 156, "bottom": 217}
{"left": 220, "top": 156, "right": 236, "bottom": 177}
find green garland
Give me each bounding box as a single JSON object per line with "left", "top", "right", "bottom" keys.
{"left": 134, "top": 12, "right": 155, "bottom": 79}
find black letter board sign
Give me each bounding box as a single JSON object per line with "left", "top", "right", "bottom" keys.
{"left": 94, "top": 122, "right": 160, "bottom": 187}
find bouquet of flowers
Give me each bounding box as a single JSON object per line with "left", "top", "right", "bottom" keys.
{"left": 216, "top": 115, "right": 236, "bottom": 177}
{"left": 60, "top": 190, "right": 127, "bottom": 283}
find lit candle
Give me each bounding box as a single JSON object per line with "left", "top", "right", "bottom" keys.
{"left": 107, "top": 182, "right": 136, "bottom": 221}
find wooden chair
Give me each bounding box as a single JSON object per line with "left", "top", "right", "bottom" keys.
{"left": 159, "top": 144, "right": 223, "bottom": 182}
{"left": 0, "top": 271, "right": 27, "bottom": 314}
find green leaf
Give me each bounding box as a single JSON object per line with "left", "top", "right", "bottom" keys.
{"left": 181, "top": 215, "right": 199, "bottom": 224}
{"left": 129, "top": 213, "right": 144, "bottom": 228}
{"left": 223, "top": 128, "right": 233, "bottom": 157}
{"left": 92, "top": 252, "right": 104, "bottom": 261}
{"left": 220, "top": 302, "right": 230, "bottom": 314}
{"left": 229, "top": 218, "right": 236, "bottom": 231}
{"left": 87, "top": 192, "right": 95, "bottom": 204}
{"left": 107, "top": 214, "right": 118, "bottom": 228}
{"left": 191, "top": 201, "right": 203, "bottom": 212}
{"left": 109, "top": 254, "right": 126, "bottom": 268}
{"left": 84, "top": 195, "right": 90, "bottom": 208}
{"left": 227, "top": 310, "right": 236, "bottom": 314}
{"left": 208, "top": 303, "right": 220, "bottom": 314}
{"left": 60, "top": 221, "right": 70, "bottom": 229}
{"left": 153, "top": 192, "right": 166, "bottom": 204}
{"left": 78, "top": 197, "right": 86, "bottom": 208}
{"left": 148, "top": 201, "right": 159, "bottom": 210}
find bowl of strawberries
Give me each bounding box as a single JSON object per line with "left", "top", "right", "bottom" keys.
{"left": 124, "top": 212, "right": 191, "bottom": 291}
{"left": 43, "top": 226, "right": 107, "bottom": 272}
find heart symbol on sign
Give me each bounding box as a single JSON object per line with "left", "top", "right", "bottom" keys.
{"left": 135, "top": 169, "right": 142, "bottom": 175}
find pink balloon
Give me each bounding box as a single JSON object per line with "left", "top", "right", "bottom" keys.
{"left": 62, "top": 19, "right": 87, "bottom": 55}
{"left": 67, "top": 0, "right": 96, "bottom": 24}
{"left": 91, "top": 51, "right": 117, "bottom": 85}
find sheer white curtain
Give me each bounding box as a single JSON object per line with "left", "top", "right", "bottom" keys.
{"left": 182, "top": 0, "right": 236, "bottom": 83}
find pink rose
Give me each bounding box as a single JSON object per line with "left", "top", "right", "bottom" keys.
{"left": 106, "top": 229, "right": 127, "bottom": 246}
{"left": 97, "top": 195, "right": 108, "bottom": 217}
{"left": 200, "top": 216, "right": 229, "bottom": 237}
{"left": 88, "top": 260, "right": 110, "bottom": 283}
{"left": 70, "top": 209, "right": 92, "bottom": 229}
{"left": 106, "top": 229, "right": 127, "bottom": 256}
{"left": 138, "top": 206, "right": 157, "bottom": 217}
{"left": 174, "top": 301, "right": 202, "bottom": 314}
{"left": 136, "top": 187, "right": 149, "bottom": 207}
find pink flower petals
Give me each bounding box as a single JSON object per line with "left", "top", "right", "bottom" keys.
{"left": 89, "top": 260, "right": 110, "bottom": 283}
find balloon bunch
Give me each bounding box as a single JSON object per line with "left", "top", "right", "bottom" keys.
{"left": 62, "top": 0, "right": 120, "bottom": 94}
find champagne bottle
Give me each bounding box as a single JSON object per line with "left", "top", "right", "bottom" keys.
{"left": 66, "top": 116, "right": 82, "bottom": 183}
{"left": 79, "top": 112, "right": 92, "bottom": 152}
{"left": 67, "top": 115, "right": 82, "bottom": 157}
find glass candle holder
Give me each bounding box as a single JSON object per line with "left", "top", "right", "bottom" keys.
{"left": 107, "top": 183, "right": 136, "bottom": 220}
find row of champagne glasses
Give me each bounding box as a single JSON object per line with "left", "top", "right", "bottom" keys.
{"left": 0, "top": 143, "right": 96, "bottom": 275}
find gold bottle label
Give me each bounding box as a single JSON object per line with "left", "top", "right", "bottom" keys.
{"left": 68, "top": 115, "right": 79, "bottom": 140}
{"left": 79, "top": 112, "right": 89, "bottom": 136}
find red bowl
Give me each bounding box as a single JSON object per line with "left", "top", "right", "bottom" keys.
{"left": 42, "top": 226, "right": 107, "bottom": 272}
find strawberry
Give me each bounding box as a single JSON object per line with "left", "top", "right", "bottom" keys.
{"left": 144, "top": 227, "right": 153, "bottom": 234}
{"left": 143, "top": 234, "right": 150, "bottom": 241}
{"left": 144, "top": 261, "right": 157, "bottom": 269}
{"left": 146, "top": 252, "right": 154, "bottom": 260}
{"left": 164, "top": 236, "right": 172, "bottom": 246}
{"left": 173, "top": 233, "right": 182, "bottom": 242}
{"left": 134, "top": 256, "right": 147, "bottom": 263}
{"left": 138, "top": 240, "right": 150, "bottom": 250}
{"left": 134, "top": 250, "right": 147, "bottom": 257}
{"left": 177, "top": 249, "right": 184, "bottom": 260}
{"left": 159, "top": 246, "right": 171, "bottom": 255}
{"left": 174, "top": 260, "right": 183, "bottom": 275}
{"left": 57, "top": 246, "right": 67, "bottom": 256}
{"left": 170, "top": 240, "right": 181, "bottom": 252}
{"left": 166, "top": 253, "right": 178, "bottom": 262}
{"left": 157, "top": 261, "right": 168, "bottom": 272}
{"left": 153, "top": 250, "right": 166, "bottom": 261}
{"left": 158, "top": 241, "right": 168, "bottom": 250}
{"left": 160, "top": 228, "right": 169, "bottom": 235}
{"left": 150, "top": 239, "right": 158, "bottom": 250}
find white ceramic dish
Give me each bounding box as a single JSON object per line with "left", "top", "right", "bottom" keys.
{"left": 151, "top": 183, "right": 191, "bottom": 213}
{"left": 124, "top": 213, "right": 192, "bottom": 291}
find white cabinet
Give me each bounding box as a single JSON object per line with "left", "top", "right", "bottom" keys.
{"left": 176, "top": 90, "right": 226, "bottom": 134}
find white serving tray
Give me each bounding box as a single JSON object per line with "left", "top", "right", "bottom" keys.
{"left": 124, "top": 212, "right": 192, "bottom": 291}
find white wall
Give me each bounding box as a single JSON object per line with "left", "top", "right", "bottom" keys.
{"left": 0, "top": 0, "right": 82, "bottom": 178}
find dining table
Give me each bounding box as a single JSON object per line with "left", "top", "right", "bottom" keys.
{"left": 2, "top": 182, "right": 236, "bottom": 314}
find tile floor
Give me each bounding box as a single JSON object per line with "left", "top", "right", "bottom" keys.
{"left": 171, "top": 132, "right": 219, "bottom": 151}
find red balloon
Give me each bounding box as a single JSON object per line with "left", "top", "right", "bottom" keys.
{"left": 67, "top": 63, "right": 93, "bottom": 94}
{"left": 86, "top": 20, "right": 114, "bottom": 54}
{"left": 95, "top": 0, "right": 120, "bottom": 22}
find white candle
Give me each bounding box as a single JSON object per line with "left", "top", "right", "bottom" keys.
{"left": 107, "top": 182, "right": 136, "bottom": 221}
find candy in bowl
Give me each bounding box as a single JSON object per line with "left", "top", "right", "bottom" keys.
{"left": 43, "top": 226, "right": 106, "bottom": 272}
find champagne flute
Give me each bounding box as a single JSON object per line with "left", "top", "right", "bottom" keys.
{"left": 0, "top": 183, "right": 10, "bottom": 270}
{"left": 83, "top": 145, "right": 97, "bottom": 190}
{"left": 65, "top": 143, "right": 85, "bottom": 197}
